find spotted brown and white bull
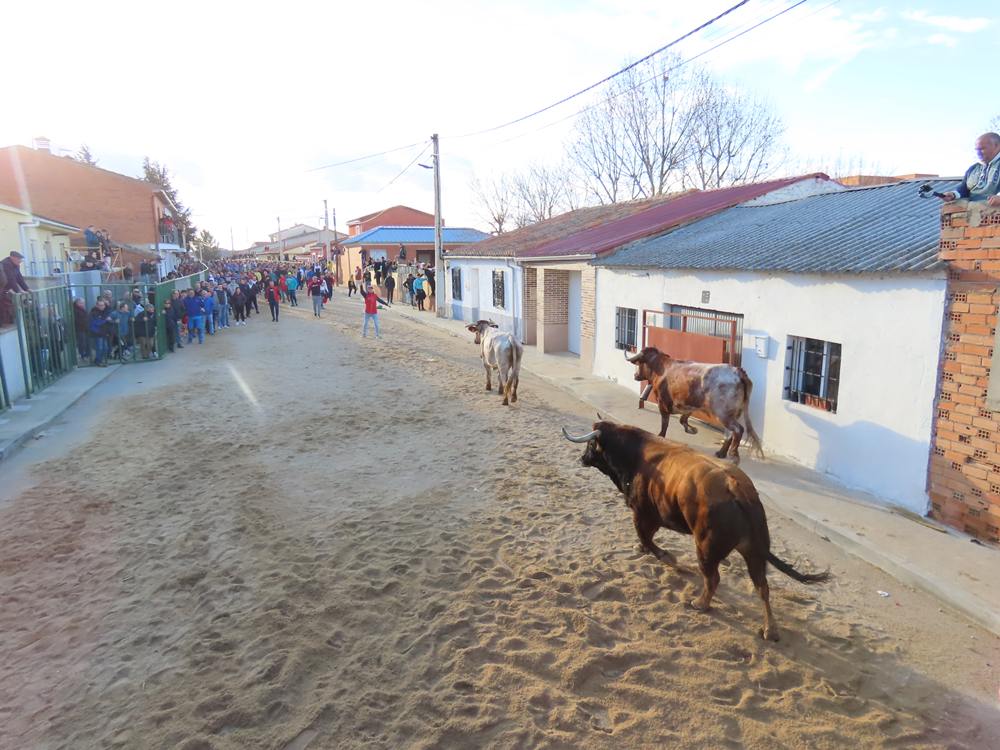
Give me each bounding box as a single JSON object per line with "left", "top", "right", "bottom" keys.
{"left": 563, "top": 420, "right": 829, "bottom": 641}
{"left": 466, "top": 319, "right": 523, "bottom": 406}
{"left": 626, "top": 346, "right": 762, "bottom": 464}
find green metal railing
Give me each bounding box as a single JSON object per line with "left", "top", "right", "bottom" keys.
{"left": 68, "top": 265, "right": 209, "bottom": 366}
{"left": 3, "top": 264, "right": 209, "bottom": 403}
{"left": 12, "top": 285, "right": 78, "bottom": 398}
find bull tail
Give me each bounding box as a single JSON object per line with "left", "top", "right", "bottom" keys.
{"left": 738, "top": 368, "right": 764, "bottom": 459}
{"left": 767, "top": 552, "right": 830, "bottom": 584}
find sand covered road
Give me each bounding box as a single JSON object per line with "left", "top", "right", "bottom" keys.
{"left": 1, "top": 295, "right": 998, "bottom": 750}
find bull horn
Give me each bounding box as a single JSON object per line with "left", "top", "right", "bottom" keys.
{"left": 639, "top": 383, "right": 653, "bottom": 401}
{"left": 562, "top": 426, "right": 600, "bottom": 443}
{"left": 624, "top": 348, "right": 641, "bottom": 363}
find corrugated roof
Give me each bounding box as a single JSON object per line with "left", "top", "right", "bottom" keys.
{"left": 449, "top": 196, "right": 688, "bottom": 258}
{"left": 520, "top": 175, "right": 831, "bottom": 259}
{"left": 341, "top": 226, "right": 490, "bottom": 245}
{"left": 598, "top": 179, "right": 956, "bottom": 274}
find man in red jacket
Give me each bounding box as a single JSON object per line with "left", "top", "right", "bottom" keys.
{"left": 358, "top": 282, "right": 390, "bottom": 338}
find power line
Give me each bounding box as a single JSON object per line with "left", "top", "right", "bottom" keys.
{"left": 446, "top": 0, "right": 754, "bottom": 140}
{"left": 377, "top": 141, "right": 432, "bottom": 193}
{"left": 449, "top": 0, "right": 812, "bottom": 156}
{"left": 307, "top": 139, "right": 428, "bottom": 172}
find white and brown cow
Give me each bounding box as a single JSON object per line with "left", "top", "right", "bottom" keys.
{"left": 626, "top": 346, "right": 762, "bottom": 463}
{"left": 467, "top": 319, "right": 523, "bottom": 405}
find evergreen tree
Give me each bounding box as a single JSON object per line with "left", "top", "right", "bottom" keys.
{"left": 142, "top": 157, "right": 196, "bottom": 248}
{"left": 191, "top": 228, "right": 223, "bottom": 262}
{"left": 75, "top": 145, "right": 98, "bottom": 166}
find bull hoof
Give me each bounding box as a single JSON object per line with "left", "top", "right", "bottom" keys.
{"left": 486, "top": 385, "right": 492, "bottom": 391}
{"left": 501, "top": 399, "right": 510, "bottom": 406}
{"left": 759, "top": 626, "right": 780, "bottom": 642}
{"left": 511, "top": 394, "right": 518, "bottom": 402}
{"left": 689, "top": 598, "right": 711, "bottom": 612}
{"left": 683, "top": 425, "right": 698, "bottom": 434}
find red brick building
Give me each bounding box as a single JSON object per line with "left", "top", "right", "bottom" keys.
{"left": 0, "top": 144, "right": 181, "bottom": 258}
{"left": 347, "top": 205, "right": 435, "bottom": 236}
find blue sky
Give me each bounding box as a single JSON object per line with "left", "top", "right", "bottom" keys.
{"left": 1, "top": 1, "right": 996, "bottom": 246}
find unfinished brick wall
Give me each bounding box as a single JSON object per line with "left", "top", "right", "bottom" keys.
{"left": 928, "top": 202, "right": 1000, "bottom": 543}
{"left": 523, "top": 268, "right": 537, "bottom": 322}
{"left": 581, "top": 267, "right": 597, "bottom": 340}
{"left": 543, "top": 270, "right": 569, "bottom": 324}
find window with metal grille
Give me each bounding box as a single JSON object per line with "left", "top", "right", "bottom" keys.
{"left": 614, "top": 307, "right": 638, "bottom": 351}
{"left": 451, "top": 267, "right": 462, "bottom": 301}
{"left": 784, "top": 336, "right": 841, "bottom": 413}
{"left": 492, "top": 270, "right": 505, "bottom": 309}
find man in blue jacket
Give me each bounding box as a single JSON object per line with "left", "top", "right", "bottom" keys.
{"left": 183, "top": 288, "right": 207, "bottom": 344}
{"left": 201, "top": 288, "right": 216, "bottom": 335}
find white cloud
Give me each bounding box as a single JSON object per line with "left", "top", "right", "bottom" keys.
{"left": 926, "top": 33, "right": 958, "bottom": 48}
{"left": 901, "top": 10, "right": 991, "bottom": 33}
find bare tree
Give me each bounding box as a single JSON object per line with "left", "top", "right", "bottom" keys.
{"left": 568, "top": 93, "right": 631, "bottom": 204}
{"left": 684, "top": 72, "right": 785, "bottom": 189}
{"left": 74, "top": 144, "right": 98, "bottom": 166}
{"left": 471, "top": 173, "right": 516, "bottom": 234}
{"left": 990, "top": 114, "right": 999, "bottom": 132}
{"left": 512, "top": 163, "right": 573, "bottom": 225}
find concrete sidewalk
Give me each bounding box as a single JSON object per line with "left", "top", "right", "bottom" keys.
{"left": 391, "top": 304, "right": 1000, "bottom": 636}
{"left": 0, "top": 365, "right": 119, "bottom": 463}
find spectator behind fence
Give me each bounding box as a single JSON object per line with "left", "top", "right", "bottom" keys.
{"left": 84, "top": 225, "right": 100, "bottom": 249}
{"left": 73, "top": 297, "right": 90, "bottom": 361}
{"left": 184, "top": 288, "right": 206, "bottom": 344}
{"left": 134, "top": 303, "right": 157, "bottom": 359}
{"left": 1, "top": 251, "right": 31, "bottom": 326}
{"left": 88, "top": 299, "right": 113, "bottom": 367}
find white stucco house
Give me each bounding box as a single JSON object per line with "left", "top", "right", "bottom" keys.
{"left": 594, "top": 179, "right": 955, "bottom": 514}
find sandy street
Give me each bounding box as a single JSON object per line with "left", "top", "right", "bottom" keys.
{"left": 1, "top": 294, "right": 998, "bottom": 750}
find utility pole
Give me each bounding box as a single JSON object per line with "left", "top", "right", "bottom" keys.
{"left": 277, "top": 216, "right": 282, "bottom": 260}
{"left": 230, "top": 227, "right": 235, "bottom": 257}
{"left": 332, "top": 208, "right": 340, "bottom": 284}
{"left": 323, "top": 199, "right": 330, "bottom": 263}
{"left": 432, "top": 133, "right": 445, "bottom": 318}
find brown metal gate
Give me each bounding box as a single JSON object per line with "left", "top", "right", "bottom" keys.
{"left": 637, "top": 308, "right": 743, "bottom": 418}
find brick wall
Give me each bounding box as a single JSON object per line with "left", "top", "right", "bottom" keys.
{"left": 928, "top": 202, "right": 1000, "bottom": 543}
{"left": 523, "top": 268, "right": 537, "bottom": 320}
{"left": 581, "top": 267, "right": 597, "bottom": 339}
{"left": 543, "top": 270, "right": 569, "bottom": 324}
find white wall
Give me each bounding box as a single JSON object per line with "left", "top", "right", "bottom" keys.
{"left": 0, "top": 327, "right": 27, "bottom": 401}
{"left": 446, "top": 258, "right": 523, "bottom": 339}
{"left": 593, "top": 267, "right": 947, "bottom": 513}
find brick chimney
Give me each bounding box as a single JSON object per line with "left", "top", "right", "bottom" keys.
{"left": 33, "top": 136, "right": 51, "bottom": 153}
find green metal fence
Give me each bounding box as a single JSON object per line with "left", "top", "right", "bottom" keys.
{"left": 3, "top": 264, "right": 209, "bottom": 404}
{"left": 12, "top": 285, "right": 77, "bottom": 398}
{"left": 67, "top": 265, "right": 209, "bottom": 366}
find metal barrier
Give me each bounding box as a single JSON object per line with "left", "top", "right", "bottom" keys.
{"left": 1, "top": 264, "right": 209, "bottom": 406}
{"left": 68, "top": 264, "right": 208, "bottom": 366}
{"left": 12, "top": 285, "right": 78, "bottom": 398}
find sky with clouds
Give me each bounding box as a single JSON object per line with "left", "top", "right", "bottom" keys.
{"left": 2, "top": 0, "right": 996, "bottom": 248}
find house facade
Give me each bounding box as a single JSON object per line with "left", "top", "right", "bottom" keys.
{"left": 0, "top": 204, "right": 79, "bottom": 277}
{"left": 338, "top": 226, "right": 490, "bottom": 287}
{"left": 595, "top": 179, "right": 954, "bottom": 514}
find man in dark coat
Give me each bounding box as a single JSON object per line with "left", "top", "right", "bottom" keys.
{"left": 1, "top": 251, "right": 30, "bottom": 326}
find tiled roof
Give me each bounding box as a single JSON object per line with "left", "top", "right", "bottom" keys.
{"left": 519, "top": 175, "right": 832, "bottom": 259}
{"left": 598, "top": 179, "right": 955, "bottom": 274}
{"left": 447, "top": 198, "right": 681, "bottom": 258}
{"left": 0, "top": 145, "right": 164, "bottom": 245}
{"left": 348, "top": 205, "right": 433, "bottom": 223}
{"left": 342, "top": 226, "right": 490, "bottom": 245}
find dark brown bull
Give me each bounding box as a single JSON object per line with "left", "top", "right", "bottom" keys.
{"left": 626, "top": 346, "right": 762, "bottom": 463}
{"left": 563, "top": 420, "right": 828, "bottom": 641}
